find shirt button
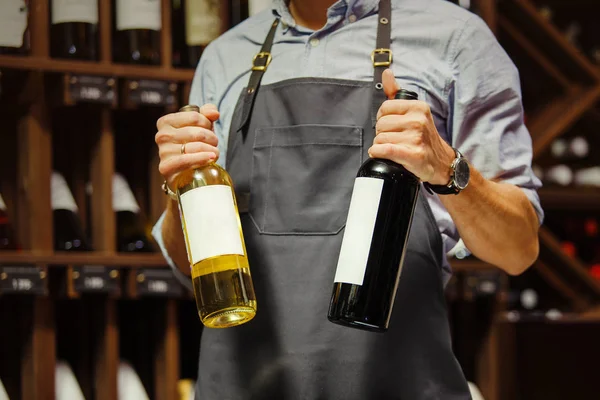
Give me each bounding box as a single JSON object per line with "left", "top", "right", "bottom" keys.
{"left": 348, "top": 14, "right": 357, "bottom": 23}
{"left": 310, "top": 38, "right": 320, "bottom": 47}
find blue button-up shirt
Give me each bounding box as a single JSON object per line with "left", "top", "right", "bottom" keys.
{"left": 153, "top": 0, "right": 543, "bottom": 280}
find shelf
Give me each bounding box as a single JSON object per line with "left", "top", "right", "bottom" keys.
{"left": 0, "top": 55, "right": 195, "bottom": 82}
{"left": 499, "top": 0, "right": 600, "bottom": 83}
{"left": 539, "top": 188, "right": 600, "bottom": 210}
{"left": 0, "top": 252, "right": 168, "bottom": 267}
{"left": 529, "top": 84, "right": 600, "bottom": 158}
{"left": 496, "top": 310, "right": 600, "bottom": 324}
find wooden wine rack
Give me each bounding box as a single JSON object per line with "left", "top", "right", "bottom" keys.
{"left": 1, "top": 0, "right": 600, "bottom": 399}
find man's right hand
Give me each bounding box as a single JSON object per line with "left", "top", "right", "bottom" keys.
{"left": 155, "top": 104, "right": 221, "bottom": 191}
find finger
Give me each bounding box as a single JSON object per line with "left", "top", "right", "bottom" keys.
{"left": 376, "top": 99, "right": 413, "bottom": 120}
{"left": 368, "top": 143, "right": 424, "bottom": 166}
{"left": 159, "top": 153, "right": 218, "bottom": 179}
{"left": 159, "top": 142, "right": 220, "bottom": 160}
{"left": 155, "top": 126, "right": 219, "bottom": 147}
{"left": 382, "top": 69, "right": 400, "bottom": 100}
{"left": 199, "top": 104, "right": 220, "bottom": 122}
{"left": 375, "top": 113, "right": 428, "bottom": 134}
{"left": 373, "top": 130, "right": 423, "bottom": 147}
{"left": 157, "top": 111, "right": 213, "bottom": 130}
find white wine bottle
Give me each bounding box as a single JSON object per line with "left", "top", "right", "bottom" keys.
{"left": 175, "top": 105, "right": 257, "bottom": 328}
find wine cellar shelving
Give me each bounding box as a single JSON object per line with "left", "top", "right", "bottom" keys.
{"left": 1, "top": 0, "right": 600, "bottom": 399}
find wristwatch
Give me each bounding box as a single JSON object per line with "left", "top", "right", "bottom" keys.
{"left": 424, "top": 148, "right": 470, "bottom": 195}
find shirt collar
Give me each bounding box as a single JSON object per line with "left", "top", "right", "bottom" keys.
{"left": 272, "top": 0, "right": 380, "bottom": 31}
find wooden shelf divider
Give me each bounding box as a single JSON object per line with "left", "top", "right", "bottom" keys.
{"left": 154, "top": 299, "right": 180, "bottom": 400}
{"left": 0, "top": 55, "right": 195, "bottom": 82}
{"left": 500, "top": 0, "right": 600, "bottom": 83}
{"left": 538, "top": 188, "right": 600, "bottom": 211}
{"left": 498, "top": 15, "right": 572, "bottom": 89}
{"left": 0, "top": 252, "right": 168, "bottom": 267}
{"left": 98, "top": 0, "right": 112, "bottom": 63}
{"left": 529, "top": 84, "right": 600, "bottom": 159}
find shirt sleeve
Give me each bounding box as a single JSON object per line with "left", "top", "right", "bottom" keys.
{"left": 151, "top": 48, "right": 218, "bottom": 289}
{"left": 448, "top": 15, "right": 544, "bottom": 226}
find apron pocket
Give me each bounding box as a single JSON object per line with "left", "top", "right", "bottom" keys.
{"left": 250, "top": 124, "right": 363, "bottom": 235}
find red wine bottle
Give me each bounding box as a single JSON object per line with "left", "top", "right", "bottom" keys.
{"left": 328, "top": 90, "right": 420, "bottom": 332}
{"left": 0, "top": 191, "right": 19, "bottom": 250}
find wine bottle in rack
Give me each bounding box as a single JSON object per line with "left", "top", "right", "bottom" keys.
{"left": 328, "top": 90, "right": 421, "bottom": 332}
{"left": 543, "top": 164, "right": 573, "bottom": 187}
{"left": 0, "top": 377, "right": 8, "bottom": 400}
{"left": 0, "top": 191, "right": 19, "bottom": 251}
{"left": 0, "top": 0, "right": 29, "bottom": 55}
{"left": 55, "top": 360, "right": 85, "bottom": 400}
{"left": 171, "top": 0, "right": 185, "bottom": 67}
{"left": 118, "top": 361, "right": 150, "bottom": 400}
{"left": 176, "top": 105, "right": 257, "bottom": 328}
{"left": 229, "top": 0, "right": 249, "bottom": 27}
{"left": 50, "top": 0, "right": 98, "bottom": 60}
{"left": 574, "top": 167, "right": 600, "bottom": 188}
{"left": 113, "top": 173, "right": 156, "bottom": 253}
{"left": 550, "top": 136, "right": 589, "bottom": 160}
{"left": 114, "top": 0, "right": 161, "bottom": 65}
{"left": 52, "top": 171, "right": 92, "bottom": 251}
{"left": 184, "top": 0, "right": 223, "bottom": 68}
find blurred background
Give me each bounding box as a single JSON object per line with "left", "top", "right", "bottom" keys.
{"left": 0, "top": 0, "right": 599, "bottom": 399}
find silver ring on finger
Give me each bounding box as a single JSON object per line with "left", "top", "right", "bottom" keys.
{"left": 181, "top": 143, "right": 187, "bottom": 155}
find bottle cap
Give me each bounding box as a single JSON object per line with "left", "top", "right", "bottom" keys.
{"left": 395, "top": 89, "right": 419, "bottom": 101}
{"left": 179, "top": 105, "right": 200, "bottom": 113}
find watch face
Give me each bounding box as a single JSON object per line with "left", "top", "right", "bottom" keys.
{"left": 454, "top": 158, "right": 470, "bottom": 190}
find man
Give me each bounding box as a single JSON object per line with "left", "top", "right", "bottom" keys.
{"left": 153, "top": 0, "right": 542, "bottom": 398}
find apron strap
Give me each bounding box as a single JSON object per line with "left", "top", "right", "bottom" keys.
{"left": 371, "top": 0, "right": 393, "bottom": 127}
{"left": 237, "top": 19, "right": 280, "bottom": 134}
{"left": 237, "top": 0, "right": 393, "bottom": 133}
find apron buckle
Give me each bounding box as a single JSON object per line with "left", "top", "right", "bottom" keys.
{"left": 252, "top": 52, "right": 273, "bottom": 71}
{"left": 371, "top": 48, "right": 393, "bottom": 67}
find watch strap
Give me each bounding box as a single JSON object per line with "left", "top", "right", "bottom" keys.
{"left": 424, "top": 148, "right": 463, "bottom": 195}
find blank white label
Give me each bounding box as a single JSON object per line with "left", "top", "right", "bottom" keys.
{"left": 116, "top": 0, "right": 161, "bottom": 31}
{"left": 180, "top": 185, "right": 244, "bottom": 265}
{"left": 0, "top": 192, "right": 6, "bottom": 211}
{"left": 334, "top": 177, "right": 383, "bottom": 285}
{"left": 51, "top": 172, "right": 79, "bottom": 212}
{"left": 112, "top": 173, "right": 141, "bottom": 213}
{"left": 185, "top": 0, "right": 221, "bottom": 46}
{"left": 52, "top": 0, "right": 98, "bottom": 24}
{"left": 0, "top": 0, "right": 28, "bottom": 48}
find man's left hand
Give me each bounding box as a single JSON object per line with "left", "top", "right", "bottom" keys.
{"left": 369, "top": 69, "right": 456, "bottom": 185}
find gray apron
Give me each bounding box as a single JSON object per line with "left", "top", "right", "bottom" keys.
{"left": 196, "top": 2, "right": 471, "bottom": 399}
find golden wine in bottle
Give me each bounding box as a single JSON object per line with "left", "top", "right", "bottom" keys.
{"left": 175, "top": 105, "right": 256, "bottom": 328}
{"left": 113, "top": 0, "right": 161, "bottom": 65}
{"left": 50, "top": 0, "right": 98, "bottom": 60}
{"left": 0, "top": 0, "right": 29, "bottom": 55}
